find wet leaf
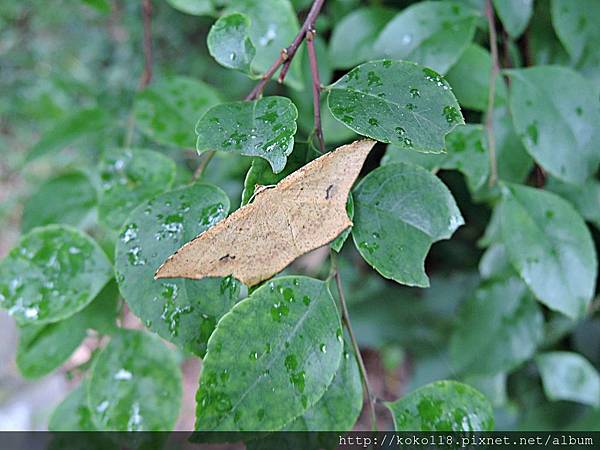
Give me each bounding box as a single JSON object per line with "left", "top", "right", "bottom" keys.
{"left": 493, "top": 0, "right": 533, "bottom": 38}
{"left": 328, "top": 7, "right": 396, "bottom": 69}
{"left": 115, "top": 183, "right": 239, "bottom": 357}
{"left": 21, "top": 172, "right": 96, "bottom": 232}
{"left": 386, "top": 380, "right": 494, "bottom": 431}
{"left": 352, "top": 162, "right": 463, "bottom": 287}
{"left": 195, "top": 276, "right": 342, "bottom": 431}
{"left": 49, "top": 383, "right": 96, "bottom": 431}
{"left": 327, "top": 60, "right": 464, "bottom": 153}
{"left": 97, "top": 148, "right": 176, "bottom": 230}
{"left": 506, "top": 66, "right": 600, "bottom": 184}
{"left": 196, "top": 96, "right": 298, "bottom": 173}
{"left": 450, "top": 277, "right": 544, "bottom": 376}
{"left": 499, "top": 184, "right": 597, "bottom": 319}
{"left": 536, "top": 352, "right": 600, "bottom": 407}
{"left": 208, "top": 13, "right": 256, "bottom": 74}
{"left": 88, "top": 329, "right": 182, "bottom": 431}
{"left": 26, "top": 108, "right": 111, "bottom": 163}
{"left": 134, "top": 76, "right": 222, "bottom": 148}
{"left": 373, "top": 2, "right": 479, "bottom": 74}
{"left": 0, "top": 225, "right": 112, "bottom": 325}
{"left": 546, "top": 177, "right": 600, "bottom": 230}
{"left": 156, "top": 140, "right": 375, "bottom": 286}
{"left": 383, "top": 124, "right": 490, "bottom": 192}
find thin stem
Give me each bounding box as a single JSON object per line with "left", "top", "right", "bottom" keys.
{"left": 278, "top": 0, "right": 325, "bottom": 83}
{"left": 193, "top": 150, "right": 215, "bottom": 180}
{"left": 124, "top": 0, "right": 153, "bottom": 147}
{"left": 245, "top": 50, "right": 288, "bottom": 101}
{"left": 330, "top": 251, "right": 377, "bottom": 431}
{"left": 485, "top": 0, "right": 499, "bottom": 188}
{"left": 306, "top": 29, "right": 325, "bottom": 153}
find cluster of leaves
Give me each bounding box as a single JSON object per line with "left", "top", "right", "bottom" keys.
{"left": 1, "top": 0, "right": 599, "bottom": 438}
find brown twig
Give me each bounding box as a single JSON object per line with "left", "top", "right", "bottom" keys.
{"left": 331, "top": 255, "right": 377, "bottom": 431}
{"left": 139, "top": 0, "right": 153, "bottom": 88}
{"left": 193, "top": 150, "right": 215, "bottom": 180}
{"left": 306, "top": 28, "right": 325, "bottom": 153}
{"left": 485, "top": 0, "right": 499, "bottom": 187}
{"left": 245, "top": 50, "right": 288, "bottom": 101}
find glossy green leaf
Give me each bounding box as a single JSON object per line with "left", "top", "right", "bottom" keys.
{"left": 373, "top": 2, "right": 478, "bottom": 74}
{"left": 328, "top": 7, "right": 395, "bottom": 69}
{"left": 134, "top": 76, "right": 222, "bottom": 148}
{"left": 499, "top": 183, "right": 597, "bottom": 319}
{"left": 383, "top": 125, "right": 489, "bottom": 192}
{"left": 445, "top": 44, "right": 507, "bottom": 111}
{"left": 507, "top": 66, "right": 600, "bottom": 184}
{"left": 88, "top": 329, "right": 182, "bottom": 431}
{"left": 49, "top": 383, "right": 96, "bottom": 431}
{"left": 17, "top": 280, "right": 119, "bottom": 379}
{"left": 195, "top": 96, "right": 298, "bottom": 173}
{"left": 551, "top": 0, "right": 600, "bottom": 62}
{"left": 115, "top": 183, "right": 238, "bottom": 357}
{"left": 208, "top": 13, "right": 256, "bottom": 74}
{"left": 195, "top": 276, "right": 343, "bottom": 431}
{"left": 166, "top": 0, "right": 214, "bottom": 16}
{"left": 546, "top": 177, "right": 600, "bottom": 230}
{"left": 97, "top": 148, "right": 176, "bottom": 230}
{"left": 493, "top": 0, "right": 533, "bottom": 38}
{"left": 21, "top": 172, "right": 96, "bottom": 232}
{"left": 478, "top": 243, "right": 514, "bottom": 280}
{"left": 450, "top": 277, "right": 544, "bottom": 376}
{"left": 0, "top": 225, "right": 112, "bottom": 325}
{"left": 224, "top": 0, "right": 303, "bottom": 90}
{"left": 386, "top": 380, "right": 494, "bottom": 431}
{"left": 26, "top": 108, "right": 110, "bottom": 163}
{"left": 536, "top": 352, "right": 600, "bottom": 407}
{"left": 328, "top": 60, "right": 464, "bottom": 153}
{"left": 352, "top": 163, "right": 463, "bottom": 287}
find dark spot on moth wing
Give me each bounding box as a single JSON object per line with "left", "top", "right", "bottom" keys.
{"left": 325, "top": 184, "right": 335, "bottom": 200}
{"left": 219, "top": 254, "right": 236, "bottom": 261}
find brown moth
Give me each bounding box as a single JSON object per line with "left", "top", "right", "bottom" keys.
{"left": 155, "top": 139, "right": 376, "bottom": 286}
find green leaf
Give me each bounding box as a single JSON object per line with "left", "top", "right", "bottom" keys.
{"left": 224, "top": 0, "right": 303, "bottom": 90}
{"left": 499, "top": 184, "right": 597, "bottom": 319}
{"left": 195, "top": 276, "right": 343, "bottom": 431}
{"left": 196, "top": 96, "right": 298, "bottom": 173}
{"left": 386, "top": 380, "right": 494, "bottom": 431}
{"left": 328, "top": 7, "right": 395, "bottom": 69}
{"left": 506, "top": 66, "right": 600, "bottom": 184}
{"left": 21, "top": 172, "right": 97, "bottom": 232}
{"left": 373, "top": 1, "right": 478, "bottom": 74}
{"left": 208, "top": 13, "right": 256, "bottom": 74}
{"left": 81, "top": 0, "right": 111, "bottom": 14}
{"left": 445, "top": 44, "right": 507, "bottom": 111}
{"left": 551, "top": 0, "right": 600, "bottom": 62}
{"left": 115, "top": 183, "right": 238, "bottom": 357}
{"left": 0, "top": 225, "right": 112, "bottom": 325}
{"left": 49, "top": 383, "right": 96, "bottom": 431}
{"left": 166, "top": 0, "right": 214, "bottom": 16}
{"left": 134, "top": 76, "right": 222, "bottom": 148}
{"left": 546, "top": 177, "right": 600, "bottom": 230}
{"left": 327, "top": 60, "right": 464, "bottom": 153}
{"left": 97, "top": 148, "right": 176, "bottom": 230}
{"left": 479, "top": 243, "right": 514, "bottom": 280}
{"left": 76, "top": 280, "right": 120, "bottom": 335}
{"left": 352, "top": 163, "right": 463, "bottom": 287}
{"left": 493, "top": 0, "right": 533, "bottom": 38}
{"left": 26, "top": 107, "right": 110, "bottom": 163}
{"left": 450, "top": 277, "right": 544, "bottom": 376}
{"left": 16, "top": 315, "right": 87, "bottom": 379}
{"left": 536, "top": 352, "right": 600, "bottom": 407}
{"left": 88, "top": 329, "right": 182, "bottom": 431}
{"left": 383, "top": 125, "right": 489, "bottom": 192}
{"left": 241, "top": 144, "right": 311, "bottom": 206}
{"left": 330, "top": 194, "right": 353, "bottom": 253}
